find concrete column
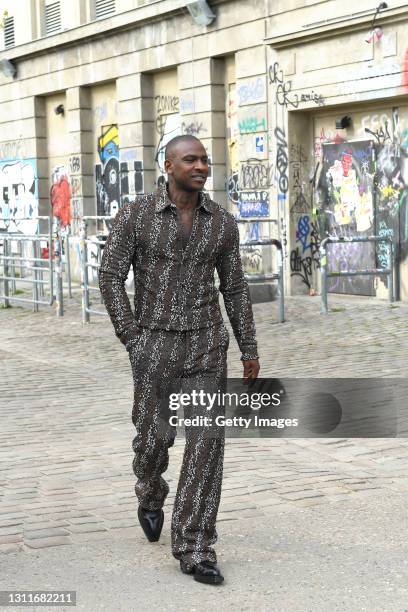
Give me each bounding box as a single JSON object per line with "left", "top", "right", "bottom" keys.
{"left": 32, "top": 97, "right": 47, "bottom": 225}
{"left": 66, "top": 86, "right": 93, "bottom": 232}
{"left": 178, "top": 57, "right": 227, "bottom": 207}
{"left": 117, "top": 73, "right": 155, "bottom": 196}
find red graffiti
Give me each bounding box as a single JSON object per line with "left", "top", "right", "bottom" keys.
{"left": 341, "top": 150, "right": 353, "bottom": 176}
{"left": 403, "top": 48, "right": 408, "bottom": 92}
{"left": 51, "top": 176, "right": 71, "bottom": 228}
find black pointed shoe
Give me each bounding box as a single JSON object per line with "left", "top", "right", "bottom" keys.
{"left": 180, "top": 559, "right": 224, "bottom": 585}
{"left": 137, "top": 506, "right": 164, "bottom": 542}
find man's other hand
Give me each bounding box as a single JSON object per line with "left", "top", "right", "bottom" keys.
{"left": 243, "top": 359, "right": 260, "bottom": 383}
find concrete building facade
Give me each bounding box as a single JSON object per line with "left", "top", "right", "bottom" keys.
{"left": 1, "top": 0, "right": 408, "bottom": 298}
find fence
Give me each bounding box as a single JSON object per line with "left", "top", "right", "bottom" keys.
{"left": 320, "top": 235, "right": 394, "bottom": 314}
{"left": 0, "top": 216, "right": 65, "bottom": 313}
{"left": 80, "top": 216, "right": 136, "bottom": 323}
{"left": 237, "top": 219, "right": 285, "bottom": 323}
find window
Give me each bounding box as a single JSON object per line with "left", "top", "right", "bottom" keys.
{"left": 45, "top": 1, "right": 61, "bottom": 36}
{"left": 94, "top": 0, "right": 116, "bottom": 20}
{"left": 3, "top": 16, "right": 15, "bottom": 49}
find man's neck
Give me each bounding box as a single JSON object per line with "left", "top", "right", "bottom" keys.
{"left": 166, "top": 183, "right": 199, "bottom": 211}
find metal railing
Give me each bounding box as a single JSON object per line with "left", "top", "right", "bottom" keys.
{"left": 0, "top": 216, "right": 76, "bottom": 314}
{"left": 320, "top": 235, "right": 394, "bottom": 314}
{"left": 237, "top": 219, "right": 285, "bottom": 323}
{"left": 0, "top": 216, "right": 63, "bottom": 313}
{"left": 80, "top": 216, "right": 136, "bottom": 324}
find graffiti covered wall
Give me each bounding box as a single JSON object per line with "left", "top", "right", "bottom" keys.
{"left": 91, "top": 83, "right": 144, "bottom": 225}
{"left": 313, "top": 106, "right": 408, "bottom": 298}
{"left": 0, "top": 158, "right": 38, "bottom": 234}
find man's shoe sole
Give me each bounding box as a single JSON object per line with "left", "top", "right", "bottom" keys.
{"left": 193, "top": 572, "right": 224, "bottom": 585}
{"left": 180, "top": 561, "right": 224, "bottom": 584}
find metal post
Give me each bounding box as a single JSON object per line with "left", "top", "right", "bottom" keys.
{"left": 32, "top": 239, "right": 39, "bottom": 313}
{"left": 320, "top": 238, "right": 329, "bottom": 315}
{"left": 18, "top": 239, "right": 23, "bottom": 279}
{"left": 80, "top": 220, "right": 90, "bottom": 324}
{"left": 10, "top": 240, "right": 16, "bottom": 295}
{"left": 3, "top": 237, "right": 10, "bottom": 307}
{"left": 388, "top": 238, "right": 394, "bottom": 304}
{"left": 272, "top": 240, "right": 284, "bottom": 323}
{"left": 65, "top": 233, "right": 72, "bottom": 298}
{"left": 54, "top": 218, "right": 64, "bottom": 317}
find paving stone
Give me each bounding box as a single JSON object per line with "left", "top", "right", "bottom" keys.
{"left": 0, "top": 543, "right": 24, "bottom": 553}
{"left": 278, "top": 490, "right": 325, "bottom": 501}
{"left": 24, "top": 536, "right": 72, "bottom": 549}
{"left": 24, "top": 528, "right": 71, "bottom": 540}
{"left": 0, "top": 526, "right": 23, "bottom": 537}
{"left": 66, "top": 524, "right": 108, "bottom": 534}
{"left": 0, "top": 534, "right": 24, "bottom": 544}
{"left": 2, "top": 294, "right": 408, "bottom": 549}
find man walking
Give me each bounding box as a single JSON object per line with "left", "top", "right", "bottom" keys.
{"left": 99, "top": 135, "right": 259, "bottom": 585}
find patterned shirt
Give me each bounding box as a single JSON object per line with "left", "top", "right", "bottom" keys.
{"left": 98, "top": 185, "right": 259, "bottom": 361}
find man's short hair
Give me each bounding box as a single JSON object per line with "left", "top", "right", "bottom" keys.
{"left": 164, "top": 135, "right": 202, "bottom": 160}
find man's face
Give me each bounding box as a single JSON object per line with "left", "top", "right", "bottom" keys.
{"left": 341, "top": 153, "right": 352, "bottom": 176}
{"left": 164, "top": 140, "right": 209, "bottom": 192}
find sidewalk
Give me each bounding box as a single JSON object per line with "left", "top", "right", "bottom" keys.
{"left": 1, "top": 293, "right": 408, "bottom": 611}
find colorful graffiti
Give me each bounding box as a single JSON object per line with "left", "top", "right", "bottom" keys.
{"left": 95, "top": 124, "right": 120, "bottom": 218}
{"left": 290, "top": 215, "right": 320, "bottom": 289}
{"left": 95, "top": 125, "right": 144, "bottom": 221}
{"left": 318, "top": 141, "right": 376, "bottom": 295}
{"left": 402, "top": 48, "right": 408, "bottom": 92}
{"left": 237, "top": 77, "right": 266, "bottom": 106}
{"left": 238, "top": 191, "right": 269, "bottom": 217}
{"left": 0, "top": 158, "right": 38, "bottom": 234}
{"left": 50, "top": 166, "right": 71, "bottom": 230}
{"left": 375, "top": 142, "right": 408, "bottom": 274}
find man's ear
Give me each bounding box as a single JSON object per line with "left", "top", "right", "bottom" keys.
{"left": 164, "top": 158, "right": 172, "bottom": 175}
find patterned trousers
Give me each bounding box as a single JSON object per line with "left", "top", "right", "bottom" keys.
{"left": 127, "top": 324, "right": 229, "bottom": 565}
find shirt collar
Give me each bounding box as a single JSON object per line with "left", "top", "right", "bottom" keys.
{"left": 154, "top": 183, "right": 214, "bottom": 214}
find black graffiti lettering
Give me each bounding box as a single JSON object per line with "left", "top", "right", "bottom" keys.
{"left": 155, "top": 114, "right": 167, "bottom": 136}
{"left": 290, "top": 144, "right": 308, "bottom": 163}
{"left": 269, "top": 62, "right": 299, "bottom": 108}
{"left": 275, "top": 127, "right": 289, "bottom": 194}
{"left": 290, "top": 247, "right": 312, "bottom": 289}
{"left": 227, "top": 172, "right": 240, "bottom": 203}
{"left": 365, "top": 120, "right": 392, "bottom": 145}
{"left": 240, "top": 159, "right": 274, "bottom": 189}
{"left": 268, "top": 62, "right": 284, "bottom": 85}
{"left": 310, "top": 221, "right": 321, "bottom": 269}
{"left": 300, "top": 92, "right": 326, "bottom": 106}
{"left": 276, "top": 82, "right": 299, "bottom": 108}
{"left": 155, "top": 95, "right": 179, "bottom": 114}
{"left": 181, "top": 120, "right": 207, "bottom": 136}
{"left": 290, "top": 191, "right": 309, "bottom": 214}
{"left": 69, "top": 156, "right": 81, "bottom": 173}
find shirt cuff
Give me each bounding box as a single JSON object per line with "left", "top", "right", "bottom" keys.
{"left": 119, "top": 325, "right": 141, "bottom": 346}
{"left": 240, "top": 351, "right": 259, "bottom": 361}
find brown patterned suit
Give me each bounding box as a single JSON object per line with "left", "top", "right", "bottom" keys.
{"left": 99, "top": 184, "right": 258, "bottom": 565}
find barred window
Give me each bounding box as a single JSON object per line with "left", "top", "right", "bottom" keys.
{"left": 3, "top": 16, "right": 15, "bottom": 49}
{"left": 95, "top": 0, "right": 116, "bottom": 20}
{"left": 45, "top": 1, "right": 61, "bottom": 36}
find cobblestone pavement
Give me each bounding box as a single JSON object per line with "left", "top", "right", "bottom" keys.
{"left": 1, "top": 292, "right": 408, "bottom": 609}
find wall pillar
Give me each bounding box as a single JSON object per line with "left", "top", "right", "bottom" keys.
{"left": 117, "top": 73, "right": 155, "bottom": 196}
{"left": 178, "top": 57, "right": 226, "bottom": 206}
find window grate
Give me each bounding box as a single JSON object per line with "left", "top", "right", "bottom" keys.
{"left": 45, "top": 1, "right": 61, "bottom": 36}
{"left": 95, "top": 0, "right": 116, "bottom": 20}
{"left": 4, "top": 16, "right": 15, "bottom": 49}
